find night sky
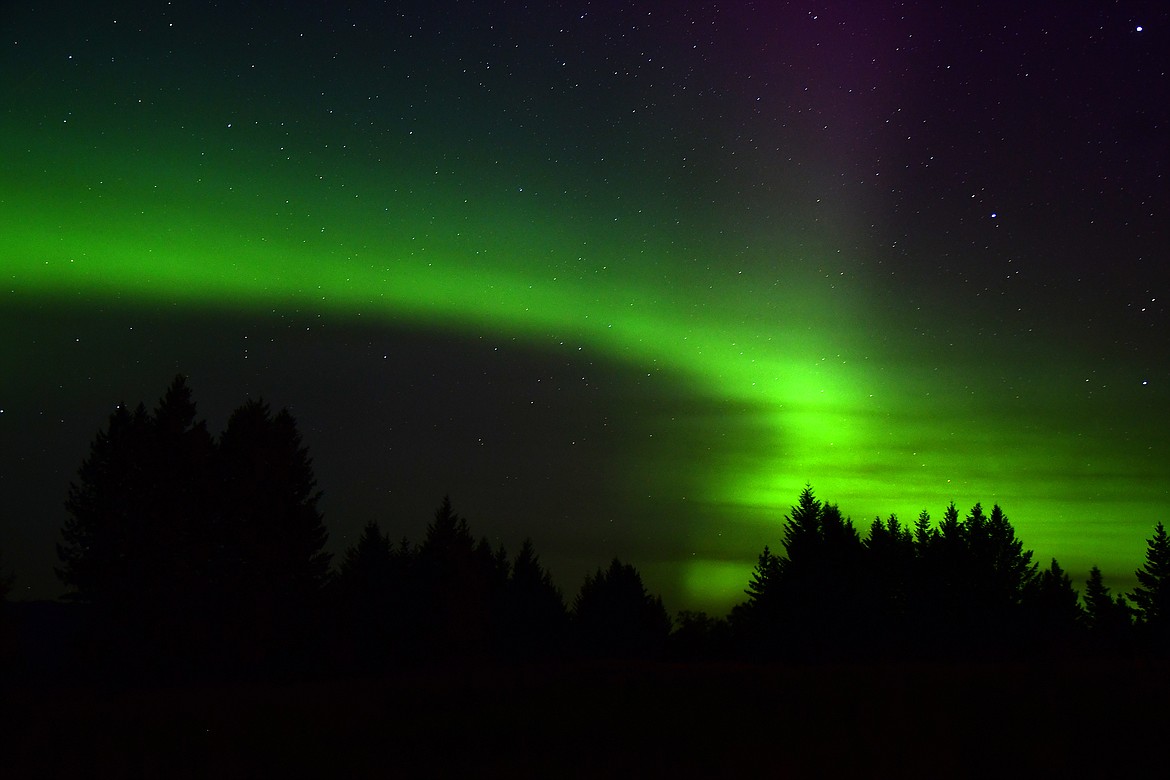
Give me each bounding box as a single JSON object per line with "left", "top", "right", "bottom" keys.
{"left": 3, "top": 1, "right": 1167, "bottom": 614}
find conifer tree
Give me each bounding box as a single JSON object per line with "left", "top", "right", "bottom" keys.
{"left": 736, "top": 486, "right": 865, "bottom": 659}
{"left": 573, "top": 558, "right": 671, "bottom": 659}
{"left": 1130, "top": 522, "right": 1170, "bottom": 649}
{"left": 1084, "top": 565, "right": 1132, "bottom": 652}
{"left": 913, "top": 509, "right": 935, "bottom": 550}
{"left": 1023, "top": 558, "right": 1083, "bottom": 652}
{"left": 502, "top": 538, "right": 568, "bottom": 658}
{"left": 335, "top": 520, "right": 398, "bottom": 668}
{"left": 416, "top": 497, "right": 503, "bottom": 656}
{"left": 912, "top": 501, "right": 1036, "bottom": 655}
{"left": 781, "top": 485, "right": 823, "bottom": 567}
{"left": 215, "top": 398, "right": 331, "bottom": 668}
{"left": 58, "top": 379, "right": 213, "bottom": 606}
{"left": 865, "top": 514, "right": 915, "bottom": 651}
{"left": 56, "top": 376, "right": 218, "bottom": 673}
{"left": 733, "top": 545, "right": 783, "bottom": 654}
{"left": 339, "top": 521, "right": 394, "bottom": 583}
{"left": 743, "top": 545, "right": 781, "bottom": 609}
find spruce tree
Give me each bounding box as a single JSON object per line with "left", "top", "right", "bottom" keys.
{"left": 216, "top": 398, "right": 331, "bottom": 668}
{"left": 56, "top": 376, "right": 217, "bottom": 674}
{"left": 573, "top": 558, "right": 671, "bottom": 659}
{"left": 1022, "top": 558, "right": 1083, "bottom": 653}
{"left": 865, "top": 514, "right": 915, "bottom": 651}
{"left": 913, "top": 508, "right": 935, "bottom": 549}
{"left": 743, "top": 545, "right": 781, "bottom": 609}
{"left": 57, "top": 379, "right": 212, "bottom": 607}
{"left": 733, "top": 545, "right": 783, "bottom": 654}
{"left": 416, "top": 497, "right": 504, "bottom": 656}
{"left": 1084, "top": 566, "right": 1132, "bottom": 652}
{"left": 335, "top": 520, "right": 398, "bottom": 668}
{"left": 1129, "top": 522, "right": 1170, "bottom": 650}
{"left": 502, "top": 538, "right": 568, "bottom": 659}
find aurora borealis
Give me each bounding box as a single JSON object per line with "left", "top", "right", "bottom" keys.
{"left": 2, "top": 2, "right": 1167, "bottom": 613}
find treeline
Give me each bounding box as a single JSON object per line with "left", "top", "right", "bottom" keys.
{"left": 4, "top": 376, "right": 1169, "bottom": 683}
{"left": 331, "top": 500, "right": 670, "bottom": 670}
{"left": 20, "top": 376, "right": 673, "bottom": 680}
{"left": 730, "top": 487, "right": 1165, "bottom": 661}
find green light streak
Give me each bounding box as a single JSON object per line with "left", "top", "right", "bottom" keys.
{"left": 4, "top": 135, "right": 874, "bottom": 521}
{"left": 4, "top": 102, "right": 1165, "bottom": 612}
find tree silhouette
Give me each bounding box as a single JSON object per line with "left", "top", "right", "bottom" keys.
{"left": 56, "top": 376, "right": 216, "bottom": 674}
{"left": 740, "top": 486, "right": 866, "bottom": 660}
{"left": 573, "top": 558, "right": 671, "bottom": 659}
{"left": 731, "top": 545, "right": 783, "bottom": 658}
{"left": 670, "top": 610, "right": 732, "bottom": 661}
{"left": 339, "top": 520, "right": 395, "bottom": 583}
{"left": 50, "top": 375, "right": 1170, "bottom": 679}
{"left": 1083, "top": 565, "right": 1132, "bottom": 653}
{"left": 501, "top": 537, "right": 569, "bottom": 660}
{"left": 916, "top": 502, "right": 1038, "bottom": 655}
{"left": 416, "top": 497, "right": 507, "bottom": 657}
{"left": 215, "top": 398, "right": 331, "bottom": 671}
{"left": 864, "top": 513, "right": 915, "bottom": 653}
{"left": 1022, "top": 558, "right": 1083, "bottom": 654}
{"left": 333, "top": 520, "right": 399, "bottom": 669}
{"left": 734, "top": 489, "right": 1060, "bottom": 660}
{"left": 1129, "top": 521, "right": 1170, "bottom": 652}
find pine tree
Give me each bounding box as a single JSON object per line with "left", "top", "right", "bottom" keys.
{"left": 1023, "top": 558, "right": 1083, "bottom": 653}
{"left": 731, "top": 545, "right": 783, "bottom": 657}
{"left": 573, "top": 558, "right": 671, "bottom": 659}
{"left": 58, "top": 402, "right": 150, "bottom": 606}
{"left": 913, "top": 509, "right": 935, "bottom": 550}
{"left": 416, "top": 497, "right": 504, "bottom": 656}
{"left": 925, "top": 501, "right": 966, "bottom": 631}
{"left": 781, "top": 485, "right": 823, "bottom": 567}
{"left": 339, "top": 521, "right": 394, "bottom": 583}
{"left": 865, "top": 514, "right": 915, "bottom": 652}
{"left": 670, "top": 610, "right": 732, "bottom": 661}
{"left": 774, "top": 490, "right": 864, "bottom": 659}
{"left": 58, "top": 380, "right": 212, "bottom": 602}
{"left": 744, "top": 545, "right": 781, "bottom": 608}
{"left": 736, "top": 487, "right": 866, "bottom": 660}
{"left": 56, "top": 376, "right": 218, "bottom": 674}
{"left": 1084, "top": 565, "right": 1132, "bottom": 652}
{"left": 1129, "top": 522, "right": 1170, "bottom": 650}
{"left": 913, "top": 501, "right": 1036, "bottom": 656}
{"left": 984, "top": 504, "right": 1038, "bottom": 604}
{"left": 502, "top": 538, "right": 568, "bottom": 659}
{"left": 216, "top": 398, "right": 331, "bottom": 668}
{"left": 335, "top": 520, "right": 398, "bottom": 668}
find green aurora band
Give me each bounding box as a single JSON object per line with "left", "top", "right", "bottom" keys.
{"left": 3, "top": 9, "right": 1165, "bottom": 609}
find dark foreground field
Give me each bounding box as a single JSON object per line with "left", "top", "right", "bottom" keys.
{"left": 5, "top": 659, "right": 1169, "bottom": 777}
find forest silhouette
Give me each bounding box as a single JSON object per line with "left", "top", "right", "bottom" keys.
{"left": 4, "top": 376, "right": 1170, "bottom": 774}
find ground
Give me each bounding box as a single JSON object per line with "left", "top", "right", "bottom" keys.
{"left": 5, "top": 659, "right": 1168, "bottom": 776}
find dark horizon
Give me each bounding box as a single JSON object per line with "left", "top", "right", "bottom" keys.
{"left": 0, "top": 368, "right": 1155, "bottom": 615}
